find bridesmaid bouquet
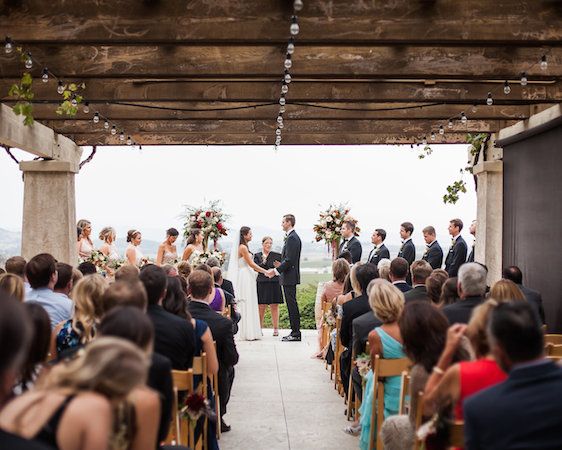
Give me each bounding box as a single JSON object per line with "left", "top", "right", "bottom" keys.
{"left": 191, "top": 250, "right": 227, "bottom": 267}
{"left": 181, "top": 200, "right": 229, "bottom": 250}
{"left": 313, "top": 204, "right": 360, "bottom": 258}
{"left": 87, "top": 250, "right": 109, "bottom": 272}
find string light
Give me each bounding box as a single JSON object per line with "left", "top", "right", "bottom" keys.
{"left": 503, "top": 81, "right": 511, "bottom": 95}
{"left": 290, "top": 16, "right": 300, "bottom": 35}
{"left": 41, "top": 68, "right": 49, "bottom": 83}
{"left": 448, "top": 119, "right": 453, "bottom": 129}
{"left": 281, "top": 83, "right": 289, "bottom": 94}
{"left": 277, "top": 115, "right": 284, "bottom": 125}
{"left": 486, "top": 92, "right": 493, "bottom": 106}
{"left": 119, "top": 132, "right": 125, "bottom": 141}
{"left": 460, "top": 112, "right": 468, "bottom": 124}
{"left": 24, "top": 52, "right": 33, "bottom": 69}
{"left": 278, "top": 121, "right": 284, "bottom": 129}
{"left": 126, "top": 136, "right": 132, "bottom": 145}
{"left": 4, "top": 36, "right": 13, "bottom": 54}
{"left": 57, "top": 81, "right": 65, "bottom": 95}
{"left": 284, "top": 54, "right": 292, "bottom": 70}
{"left": 287, "top": 38, "right": 295, "bottom": 55}
{"left": 93, "top": 112, "right": 100, "bottom": 124}
{"left": 279, "top": 96, "right": 286, "bottom": 106}
{"left": 439, "top": 125, "right": 445, "bottom": 135}
{"left": 279, "top": 105, "right": 286, "bottom": 114}
{"left": 71, "top": 94, "right": 78, "bottom": 107}
{"left": 104, "top": 120, "right": 110, "bottom": 130}
{"left": 430, "top": 131, "right": 436, "bottom": 140}
{"left": 540, "top": 55, "right": 548, "bottom": 71}
{"left": 111, "top": 125, "right": 117, "bottom": 135}
{"left": 520, "top": 72, "right": 528, "bottom": 86}
{"left": 422, "top": 136, "right": 428, "bottom": 145}
{"left": 275, "top": 128, "right": 282, "bottom": 136}
{"left": 83, "top": 102, "right": 90, "bottom": 114}
{"left": 294, "top": 0, "right": 304, "bottom": 11}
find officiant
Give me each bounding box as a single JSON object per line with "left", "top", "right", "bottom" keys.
{"left": 254, "top": 236, "right": 283, "bottom": 337}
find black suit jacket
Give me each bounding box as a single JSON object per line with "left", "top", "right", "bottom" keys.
{"left": 442, "top": 295, "right": 484, "bottom": 324}
{"left": 352, "top": 310, "right": 382, "bottom": 356}
{"left": 520, "top": 285, "right": 546, "bottom": 324}
{"left": 147, "top": 304, "right": 195, "bottom": 370}
{"left": 393, "top": 281, "right": 412, "bottom": 293}
{"left": 148, "top": 352, "right": 174, "bottom": 444}
{"left": 340, "top": 294, "right": 371, "bottom": 349}
{"left": 404, "top": 285, "right": 429, "bottom": 303}
{"left": 444, "top": 235, "right": 468, "bottom": 277}
{"left": 367, "top": 244, "right": 390, "bottom": 267}
{"left": 422, "top": 241, "right": 444, "bottom": 269}
{"left": 277, "top": 230, "right": 302, "bottom": 286}
{"left": 340, "top": 236, "right": 362, "bottom": 264}
{"left": 220, "top": 278, "right": 235, "bottom": 298}
{"left": 398, "top": 239, "right": 416, "bottom": 265}
{"left": 465, "top": 361, "right": 562, "bottom": 450}
{"left": 467, "top": 243, "right": 475, "bottom": 263}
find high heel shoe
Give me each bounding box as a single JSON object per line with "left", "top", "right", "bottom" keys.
{"left": 273, "top": 330, "right": 279, "bottom": 336}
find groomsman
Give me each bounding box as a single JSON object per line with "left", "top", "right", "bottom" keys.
{"left": 367, "top": 229, "right": 390, "bottom": 267}
{"left": 421, "top": 226, "right": 444, "bottom": 269}
{"left": 397, "top": 222, "right": 416, "bottom": 265}
{"left": 339, "top": 221, "right": 362, "bottom": 264}
{"left": 444, "top": 218, "right": 468, "bottom": 277}
{"left": 467, "top": 220, "right": 477, "bottom": 262}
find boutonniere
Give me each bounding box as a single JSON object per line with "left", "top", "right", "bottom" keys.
{"left": 284, "top": 233, "right": 288, "bottom": 243}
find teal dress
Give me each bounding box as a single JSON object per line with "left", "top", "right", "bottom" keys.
{"left": 359, "top": 327, "right": 405, "bottom": 450}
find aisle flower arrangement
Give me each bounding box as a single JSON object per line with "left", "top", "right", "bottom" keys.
{"left": 179, "top": 392, "right": 216, "bottom": 424}
{"left": 313, "top": 204, "right": 360, "bottom": 259}
{"left": 181, "top": 200, "right": 229, "bottom": 251}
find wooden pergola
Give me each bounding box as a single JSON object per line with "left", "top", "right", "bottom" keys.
{"left": 1, "top": 0, "right": 561, "bottom": 146}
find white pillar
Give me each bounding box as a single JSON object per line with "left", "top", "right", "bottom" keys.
{"left": 20, "top": 160, "right": 78, "bottom": 264}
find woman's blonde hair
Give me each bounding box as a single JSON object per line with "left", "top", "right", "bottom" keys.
{"left": 98, "top": 226, "right": 116, "bottom": 243}
{"left": 490, "top": 279, "right": 526, "bottom": 303}
{"left": 261, "top": 236, "right": 272, "bottom": 244}
{"left": 368, "top": 278, "right": 405, "bottom": 323}
{"left": 72, "top": 274, "right": 107, "bottom": 344}
{"left": 77, "top": 219, "right": 91, "bottom": 231}
{"left": 0, "top": 273, "right": 25, "bottom": 302}
{"left": 42, "top": 337, "right": 148, "bottom": 398}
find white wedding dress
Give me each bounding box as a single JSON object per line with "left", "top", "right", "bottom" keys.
{"left": 235, "top": 256, "right": 262, "bottom": 341}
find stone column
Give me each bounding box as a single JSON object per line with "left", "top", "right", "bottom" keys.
{"left": 19, "top": 160, "right": 78, "bottom": 264}
{"left": 473, "top": 157, "right": 503, "bottom": 285}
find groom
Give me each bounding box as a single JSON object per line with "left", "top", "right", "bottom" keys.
{"left": 268, "top": 214, "right": 302, "bottom": 342}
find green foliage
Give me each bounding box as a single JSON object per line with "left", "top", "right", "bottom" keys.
{"left": 56, "top": 82, "right": 86, "bottom": 117}
{"left": 262, "top": 283, "right": 318, "bottom": 330}
{"left": 467, "top": 133, "right": 489, "bottom": 156}
{"left": 418, "top": 145, "right": 433, "bottom": 159}
{"left": 9, "top": 72, "right": 34, "bottom": 126}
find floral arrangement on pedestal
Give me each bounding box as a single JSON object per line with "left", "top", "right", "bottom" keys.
{"left": 313, "top": 204, "right": 360, "bottom": 259}
{"left": 181, "top": 200, "right": 229, "bottom": 251}
{"left": 190, "top": 250, "right": 227, "bottom": 267}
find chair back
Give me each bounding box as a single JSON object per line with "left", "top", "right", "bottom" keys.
{"left": 221, "top": 305, "right": 232, "bottom": 318}
{"left": 546, "top": 343, "right": 562, "bottom": 360}
{"left": 398, "top": 371, "right": 411, "bottom": 415}
{"left": 545, "top": 334, "right": 562, "bottom": 346}
{"left": 412, "top": 391, "right": 424, "bottom": 450}
{"left": 449, "top": 421, "right": 464, "bottom": 448}
{"left": 334, "top": 317, "right": 344, "bottom": 394}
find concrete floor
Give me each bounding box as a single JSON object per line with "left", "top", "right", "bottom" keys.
{"left": 220, "top": 329, "right": 357, "bottom": 450}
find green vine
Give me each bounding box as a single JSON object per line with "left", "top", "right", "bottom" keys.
{"left": 56, "top": 82, "right": 86, "bottom": 117}
{"left": 8, "top": 72, "right": 35, "bottom": 126}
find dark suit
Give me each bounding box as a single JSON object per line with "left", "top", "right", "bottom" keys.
{"left": 465, "top": 361, "right": 562, "bottom": 450}
{"left": 339, "top": 236, "right": 362, "bottom": 264}
{"left": 404, "top": 285, "right": 429, "bottom": 303}
{"left": 392, "top": 281, "right": 412, "bottom": 293}
{"left": 367, "top": 244, "right": 390, "bottom": 267}
{"left": 520, "top": 285, "right": 546, "bottom": 324}
{"left": 351, "top": 310, "right": 382, "bottom": 400}
{"left": 444, "top": 235, "right": 468, "bottom": 277}
{"left": 442, "top": 295, "right": 484, "bottom": 324}
{"left": 422, "top": 241, "right": 444, "bottom": 269}
{"left": 147, "top": 304, "right": 195, "bottom": 370}
{"left": 187, "top": 300, "right": 239, "bottom": 417}
{"left": 148, "top": 352, "right": 174, "bottom": 444}
{"left": 276, "top": 230, "right": 302, "bottom": 337}
{"left": 467, "top": 242, "right": 475, "bottom": 263}
{"left": 398, "top": 239, "right": 416, "bottom": 265}
{"left": 220, "top": 278, "right": 235, "bottom": 298}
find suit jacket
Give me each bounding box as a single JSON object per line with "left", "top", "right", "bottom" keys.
{"left": 367, "top": 244, "right": 390, "bottom": 267}
{"left": 339, "top": 236, "right": 362, "bottom": 264}
{"left": 422, "top": 241, "right": 444, "bottom": 269}
{"left": 340, "top": 294, "right": 371, "bottom": 349}
{"left": 254, "top": 251, "right": 282, "bottom": 283}
{"left": 215, "top": 283, "right": 240, "bottom": 334}
{"left": 520, "top": 285, "right": 545, "bottom": 324}
{"left": 444, "top": 235, "right": 468, "bottom": 277}
{"left": 398, "top": 239, "right": 416, "bottom": 265}
{"left": 277, "top": 230, "right": 302, "bottom": 286}
{"left": 467, "top": 243, "right": 475, "bottom": 263}
{"left": 148, "top": 352, "right": 174, "bottom": 444}
{"left": 465, "top": 361, "right": 562, "bottom": 450}
{"left": 220, "top": 278, "right": 235, "bottom": 298}
{"left": 352, "top": 310, "right": 382, "bottom": 356}
{"left": 187, "top": 300, "right": 239, "bottom": 369}
{"left": 442, "top": 295, "right": 484, "bottom": 324}
{"left": 147, "top": 304, "right": 195, "bottom": 370}
{"left": 404, "top": 285, "right": 429, "bottom": 303}
{"left": 393, "top": 281, "right": 412, "bottom": 293}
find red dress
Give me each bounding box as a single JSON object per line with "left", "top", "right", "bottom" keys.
{"left": 455, "top": 358, "right": 507, "bottom": 419}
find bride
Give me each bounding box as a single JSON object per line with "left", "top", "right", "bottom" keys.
{"left": 227, "top": 226, "right": 271, "bottom": 341}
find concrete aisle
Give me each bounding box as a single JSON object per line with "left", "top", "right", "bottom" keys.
{"left": 220, "top": 330, "right": 357, "bottom": 450}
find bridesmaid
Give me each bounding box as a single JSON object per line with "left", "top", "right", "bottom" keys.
{"left": 182, "top": 229, "right": 204, "bottom": 263}
{"left": 98, "top": 227, "right": 119, "bottom": 261}
{"left": 156, "top": 228, "right": 179, "bottom": 266}
{"left": 77, "top": 219, "right": 94, "bottom": 259}
{"left": 254, "top": 236, "right": 283, "bottom": 336}
{"left": 125, "top": 229, "right": 144, "bottom": 266}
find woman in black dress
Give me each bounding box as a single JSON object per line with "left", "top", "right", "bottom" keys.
{"left": 254, "top": 236, "right": 283, "bottom": 336}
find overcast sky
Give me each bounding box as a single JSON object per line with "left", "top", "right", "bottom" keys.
{"left": 1, "top": 144, "right": 476, "bottom": 246}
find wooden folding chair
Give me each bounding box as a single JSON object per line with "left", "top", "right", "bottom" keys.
{"left": 169, "top": 369, "right": 194, "bottom": 447}
{"left": 346, "top": 346, "right": 357, "bottom": 420}
{"left": 546, "top": 343, "right": 562, "bottom": 361}
{"left": 321, "top": 301, "right": 332, "bottom": 351}
{"left": 334, "top": 317, "right": 343, "bottom": 393}
{"left": 412, "top": 391, "right": 425, "bottom": 450}
{"left": 368, "top": 355, "right": 411, "bottom": 450}
{"left": 398, "top": 371, "right": 411, "bottom": 415}
{"left": 448, "top": 420, "right": 465, "bottom": 448}
{"left": 221, "top": 305, "right": 232, "bottom": 318}
{"left": 212, "top": 342, "right": 221, "bottom": 440}
{"left": 545, "top": 334, "right": 562, "bottom": 345}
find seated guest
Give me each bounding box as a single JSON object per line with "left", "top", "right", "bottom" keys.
{"left": 52, "top": 262, "right": 74, "bottom": 305}
{"left": 425, "top": 270, "right": 449, "bottom": 304}
{"left": 490, "top": 279, "right": 526, "bottom": 302}
{"left": 464, "top": 302, "right": 562, "bottom": 449}
{"left": 194, "top": 264, "right": 226, "bottom": 312}
{"left": 357, "top": 280, "right": 405, "bottom": 447}
{"left": 0, "top": 273, "right": 25, "bottom": 302}
{"left": 25, "top": 253, "right": 72, "bottom": 329}
{"left": 338, "top": 250, "right": 353, "bottom": 265}
{"left": 0, "top": 291, "right": 51, "bottom": 450}
{"left": 502, "top": 265, "right": 545, "bottom": 323}
{"left": 162, "top": 264, "right": 178, "bottom": 277}
{"left": 380, "top": 301, "right": 470, "bottom": 449}
{"left": 207, "top": 258, "right": 235, "bottom": 299}
{"left": 102, "top": 280, "right": 148, "bottom": 311}
{"left": 377, "top": 258, "right": 392, "bottom": 282}
{"left": 0, "top": 337, "right": 149, "bottom": 450}
{"left": 115, "top": 264, "right": 140, "bottom": 283}
{"left": 187, "top": 269, "right": 239, "bottom": 433}
{"left": 404, "top": 260, "right": 432, "bottom": 303}
{"left": 423, "top": 299, "right": 507, "bottom": 419}
{"left": 421, "top": 226, "right": 444, "bottom": 269}
{"left": 442, "top": 263, "right": 486, "bottom": 324}
{"left": 389, "top": 257, "right": 412, "bottom": 293}
{"left": 53, "top": 274, "right": 106, "bottom": 356}
{"left": 5, "top": 256, "right": 30, "bottom": 294}
{"left": 71, "top": 268, "right": 83, "bottom": 291}
{"left": 77, "top": 261, "right": 96, "bottom": 276}
{"left": 439, "top": 276, "right": 459, "bottom": 307}
{"left": 141, "top": 265, "right": 195, "bottom": 370}
{"left": 212, "top": 267, "right": 240, "bottom": 334}
{"left": 335, "top": 271, "right": 355, "bottom": 306}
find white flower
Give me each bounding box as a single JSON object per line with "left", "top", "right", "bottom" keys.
{"left": 326, "top": 216, "right": 333, "bottom": 222}
{"left": 326, "top": 231, "right": 332, "bottom": 238}
{"left": 335, "top": 227, "right": 340, "bottom": 232}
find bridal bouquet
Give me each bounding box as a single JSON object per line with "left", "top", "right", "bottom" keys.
{"left": 313, "top": 204, "right": 360, "bottom": 258}
{"left": 191, "top": 250, "right": 227, "bottom": 267}
{"left": 182, "top": 200, "right": 229, "bottom": 250}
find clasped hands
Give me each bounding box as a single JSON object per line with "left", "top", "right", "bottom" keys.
{"left": 263, "top": 261, "right": 281, "bottom": 278}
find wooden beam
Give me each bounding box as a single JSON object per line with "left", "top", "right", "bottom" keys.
{"left": 3, "top": 0, "right": 562, "bottom": 44}
{"left": 1, "top": 45, "right": 562, "bottom": 79}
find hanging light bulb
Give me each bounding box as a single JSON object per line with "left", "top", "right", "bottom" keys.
{"left": 284, "top": 71, "right": 292, "bottom": 84}
{"left": 279, "top": 96, "right": 286, "bottom": 106}
{"left": 41, "top": 68, "right": 49, "bottom": 83}
{"left": 460, "top": 111, "right": 467, "bottom": 124}
{"left": 287, "top": 38, "right": 295, "bottom": 55}
{"left": 520, "top": 72, "right": 528, "bottom": 86}
{"left": 126, "top": 136, "right": 132, "bottom": 145}
{"left": 276, "top": 135, "right": 282, "bottom": 144}
{"left": 111, "top": 125, "right": 117, "bottom": 135}
{"left": 279, "top": 105, "right": 286, "bottom": 114}
{"left": 281, "top": 83, "right": 289, "bottom": 94}
{"left": 294, "top": 0, "right": 304, "bottom": 11}
{"left": 486, "top": 92, "right": 493, "bottom": 106}
{"left": 57, "top": 80, "right": 65, "bottom": 95}
{"left": 439, "top": 125, "right": 445, "bottom": 135}
{"left": 448, "top": 119, "right": 453, "bottom": 129}
{"left": 471, "top": 105, "right": 478, "bottom": 113}
{"left": 278, "top": 121, "right": 284, "bottom": 129}
{"left": 422, "top": 137, "right": 428, "bottom": 145}
{"left": 290, "top": 16, "right": 300, "bottom": 35}
{"left": 119, "top": 132, "right": 125, "bottom": 141}
{"left": 4, "top": 37, "right": 13, "bottom": 54}
{"left": 275, "top": 128, "right": 282, "bottom": 136}
{"left": 277, "top": 115, "right": 284, "bottom": 125}
{"left": 104, "top": 120, "right": 110, "bottom": 130}
{"left": 24, "top": 52, "right": 33, "bottom": 69}
{"left": 503, "top": 80, "right": 511, "bottom": 95}
{"left": 83, "top": 102, "right": 90, "bottom": 114}
{"left": 93, "top": 112, "right": 100, "bottom": 124}
{"left": 71, "top": 94, "right": 78, "bottom": 107}
{"left": 431, "top": 131, "right": 436, "bottom": 141}
{"left": 284, "top": 54, "right": 292, "bottom": 70}
{"left": 540, "top": 55, "right": 548, "bottom": 71}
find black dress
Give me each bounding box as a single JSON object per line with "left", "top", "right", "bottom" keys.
{"left": 254, "top": 251, "right": 283, "bottom": 305}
